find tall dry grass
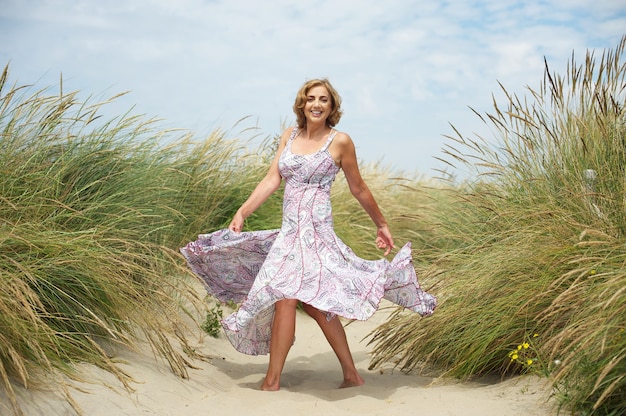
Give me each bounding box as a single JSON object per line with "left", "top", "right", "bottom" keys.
{"left": 0, "top": 65, "right": 270, "bottom": 415}
{"left": 369, "top": 37, "right": 626, "bottom": 415}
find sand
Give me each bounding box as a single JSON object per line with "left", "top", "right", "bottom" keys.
{"left": 3, "top": 301, "right": 556, "bottom": 416}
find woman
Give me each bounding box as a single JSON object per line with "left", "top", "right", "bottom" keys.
{"left": 180, "top": 78, "right": 436, "bottom": 391}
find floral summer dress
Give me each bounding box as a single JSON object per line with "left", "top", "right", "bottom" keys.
{"left": 180, "top": 128, "right": 436, "bottom": 355}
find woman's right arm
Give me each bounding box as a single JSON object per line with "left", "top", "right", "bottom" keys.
{"left": 229, "top": 128, "right": 293, "bottom": 232}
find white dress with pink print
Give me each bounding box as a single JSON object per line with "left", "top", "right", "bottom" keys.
{"left": 180, "top": 128, "right": 436, "bottom": 355}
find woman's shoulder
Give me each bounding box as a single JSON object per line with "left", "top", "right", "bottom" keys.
{"left": 331, "top": 130, "right": 354, "bottom": 147}
{"left": 281, "top": 126, "right": 299, "bottom": 139}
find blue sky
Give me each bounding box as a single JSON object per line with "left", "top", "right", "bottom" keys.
{"left": 1, "top": 0, "right": 624, "bottom": 177}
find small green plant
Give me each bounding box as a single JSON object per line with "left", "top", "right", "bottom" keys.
{"left": 201, "top": 304, "right": 224, "bottom": 338}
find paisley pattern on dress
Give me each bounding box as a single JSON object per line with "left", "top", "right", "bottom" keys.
{"left": 180, "top": 128, "right": 436, "bottom": 355}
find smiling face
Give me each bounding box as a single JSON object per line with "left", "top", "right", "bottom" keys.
{"left": 293, "top": 79, "right": 343, "bottom": 129}
{"left": 304, "top": 85, "right": 331, "bottom": 126}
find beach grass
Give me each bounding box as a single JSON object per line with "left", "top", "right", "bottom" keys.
{"left": 368, "top": 36, "right": 626, "bottom": 415}
{"left": 0, "top": 65, "right": 270, "bottom": 415}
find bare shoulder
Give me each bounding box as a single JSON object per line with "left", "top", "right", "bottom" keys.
{"left": 328, "top": 131, "right": 357, "bottom": 169}
{"left": 332, "top": 131, "right": 355, "bottom": 149}
{"left": 282, "top": 126, "right": 297, "bottom": 138}
{"left": 278, "top": 126, "right": 297, "bottom": 144}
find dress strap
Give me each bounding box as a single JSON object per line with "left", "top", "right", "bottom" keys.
{"left": 284, "top": 127, "right": 299, "bottom": 152}
{"left": 321, "top": 129, "right": 338, "bottom": 151}
{"left": 288, "top": 127, "right": 299, "bottom": 143}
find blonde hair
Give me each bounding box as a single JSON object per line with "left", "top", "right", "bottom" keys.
{"left": 293, "top": 78, "right": 343, "bottom": 129}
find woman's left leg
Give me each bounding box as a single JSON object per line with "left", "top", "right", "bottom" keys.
{"left": 302, "top": 303, "right": 365, "bottom": 388}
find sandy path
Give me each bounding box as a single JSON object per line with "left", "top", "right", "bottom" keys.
{"left": 3, "top": 303, "right": 555, "bottom": 416}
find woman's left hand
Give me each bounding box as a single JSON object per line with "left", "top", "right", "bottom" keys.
{"left": 376, "top": 225, "right": 395, "bottom": 256}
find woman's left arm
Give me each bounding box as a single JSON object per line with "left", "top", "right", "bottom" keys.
{"left": 334, "top": 133, "right": 395, "bottom": 255}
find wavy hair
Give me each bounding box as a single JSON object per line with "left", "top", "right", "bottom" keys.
{"left": 293, "top": 78, "right": 343, "bottom": 129}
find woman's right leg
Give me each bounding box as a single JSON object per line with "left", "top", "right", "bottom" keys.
{"left": 261, "top": 298, "right": 298, "bottom": 391}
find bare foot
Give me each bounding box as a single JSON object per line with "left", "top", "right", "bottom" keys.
{"left": 339, "top": 375, "right": 365, "bottom": 389}
{"left": 260, "top": 378, "right": 280, "bottom": 391}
